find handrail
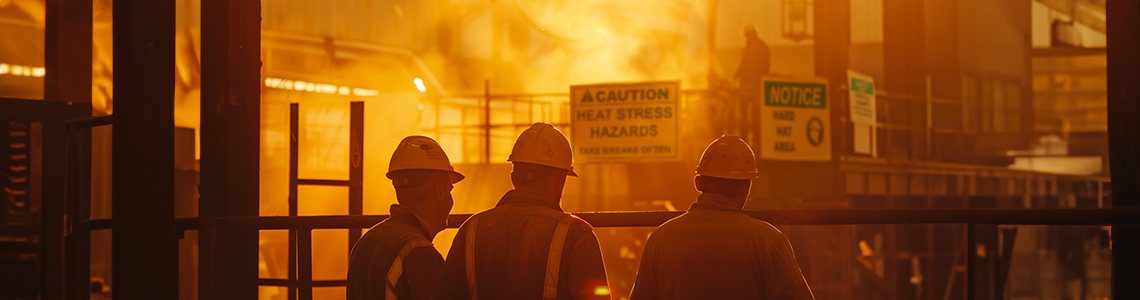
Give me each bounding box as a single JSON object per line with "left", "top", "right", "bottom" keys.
{"left": 64, "top": 114, "right": 114, "bottom": 129}
{"left": 84, "top": 208, "right": 1140, "bottom": 232}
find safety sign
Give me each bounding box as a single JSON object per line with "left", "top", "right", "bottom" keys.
{"left": 847, "top": 70, "right": 877, "bottom": 156}
{"left": 759, "top": 78, "right": 832, "bottom": 161}
{"left": 570, "top": 81, "right": 680, "bottom": 162}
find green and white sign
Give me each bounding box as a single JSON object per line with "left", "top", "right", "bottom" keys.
{"left": 847, "top": 70, "right": 877, "bottom": 156}
{"left": 570, "top": 81, "right": 680, "bottom": 162}
{"left": 760, "top": 78, "right": 832, "bottom": 161}
{"left": 847, "top": 70, "right": 876, "bottom": 124}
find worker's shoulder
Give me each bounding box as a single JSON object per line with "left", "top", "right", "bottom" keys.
{"left": 741, "top": 218, "right": 790, "bottom": 240}
{"left": 366, "top": 221, "right": 431, "bottom": 246}
{"left": 565, "top": 213, "right": 594, "bottom": 232}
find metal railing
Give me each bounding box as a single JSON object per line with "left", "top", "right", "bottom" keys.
{"left": 82, "top": 207, "right": 1140, "bottom": 300}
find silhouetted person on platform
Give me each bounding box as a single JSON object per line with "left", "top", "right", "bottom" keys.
{"left": 733, "top": 23, "right": 770, "bottom": 141}
{"left": 347, "top": 136, "right": 464, "bottom": 300}
{"left": 629, "top": 135, "right": 814, "bottom": 300}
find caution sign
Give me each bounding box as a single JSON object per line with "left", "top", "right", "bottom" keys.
{"left": 570, "top": 81, "right": 680, "bottom": 162}
{"left": 760, "top": 78, "right": 832, "bottom": 161}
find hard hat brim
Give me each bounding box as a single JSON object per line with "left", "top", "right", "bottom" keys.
{"left": 448, "top": 171, "right": 466, "bottom": 183}
{"left": 386, "top": 168, "right": 466, "bottom": 184}
{"left": 695, "top": 171, "right": 758, "bottom": 180}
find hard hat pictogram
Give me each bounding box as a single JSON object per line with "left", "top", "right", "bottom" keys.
{"left": 387, "top": 135, "right": 465, "bottom": 183}
{"left": 696, "top": 135, "right": 759, "bottom": 180}
{"left": 509, "top": 122, "right": 578, "bottom": 177}
{"left": 806, "top": 117, "right": 824, "bottom": 147}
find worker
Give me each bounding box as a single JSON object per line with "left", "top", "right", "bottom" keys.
{"left": 733, "top": 23, "right": 771, "bottom": 141}
{"left": 348, "top": 136, "right": 465, "bottom": 300}
{"left": 628, "top": 135, "right": 815, "bottom": 300}
{"left": 434, "top": 122, "right": 610, "bottom": 300}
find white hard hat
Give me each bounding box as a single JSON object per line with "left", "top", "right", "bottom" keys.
{"left": 508, "top": 123, "right": 578, "bottom": 177}
{"left": 387, "top": 135, "right": 465, "bottom": 183}
{"left": 696, "top": 135, "right": 759, "bottom": 180}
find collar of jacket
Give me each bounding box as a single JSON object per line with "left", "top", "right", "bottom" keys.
{"left": 688, "top": 193, "right": 745, "bottom": 213}
{"left": 495, "top": 189, "right": 564, "bottom": 212}
{"left": 389, "top": 204, "right": 436, "bottom": 240}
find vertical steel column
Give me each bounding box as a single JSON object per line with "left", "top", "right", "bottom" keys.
{"left": 64, "top": 123, "right": 92, "bottom": 300}
{"left": 200, "top": 0, "right": 261, "bottom": 299}
{"left": 349, "top": 102, "right": 364, "bottom": 254}
{"left": 39, "top": 122, "right": 66, "bottom": 300}
{"left": 298, "top": 228, "right": 314, "bottom": 300}
{"left": 966, "top": 223, "right": 976, "bottom": 300}
{"left": 45, "top": 0, "right": 93, "bottom": 105}
{"left": 1106, "top": 1, "right": 1140, "bottom": 299}
{"left": 706, "top": 0, "right": 718, "bottom": 85}
{"left": 484, "top": 80, "right": 492, "bottom": 163}
{"left": 111, "top": 0, "right": 176, "bottom": 299}
{"left": 288, "top": 103, "right": 299, "bottom": 300}
{"left": 45, "top": 1, "right": 93, "bottom": 298}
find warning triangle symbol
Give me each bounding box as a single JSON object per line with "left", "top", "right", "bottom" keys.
{"left": 581, "top": 89, "right": 594, "bottom": 103}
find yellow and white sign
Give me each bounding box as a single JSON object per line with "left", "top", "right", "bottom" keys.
{"left": 760, "top": 78, "right": 832, "bottom": 161}
{"left": 570, "top": 81, "right": 680, "bottom": 162}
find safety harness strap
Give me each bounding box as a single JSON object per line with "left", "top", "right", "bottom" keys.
{"left": 542, "top": 215, "right": 575, "bottom": 300}
{"left": 385, "top": 239, "right": 434, "bottom": 300}
{"left": 464, "top": 217, "right": 479, "bottom": 300}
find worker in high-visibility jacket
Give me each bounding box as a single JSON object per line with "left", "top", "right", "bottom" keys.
{"left": 629, "top": 135, "right": 815, "bottom": 300}
{"left": 434, "top": 123, "right": 610, "bottom": 300}
{"left": 348, "top": 136, "right": 465, "bottom": 300}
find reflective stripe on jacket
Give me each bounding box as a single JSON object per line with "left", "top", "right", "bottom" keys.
{"left": 629, "top": 193, "right": 815, "bottom": 300}
{"left": 434, "top": 189, "right": 610, "bottom": 300}
{"left": 348, "top": 204, "right": 444, "bottom": 300}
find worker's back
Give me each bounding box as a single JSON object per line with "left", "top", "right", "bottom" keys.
{"left": 630, "top": 193, "right": 815, "bottom": 300}
{"left": 434, "top": 190, "right": 610, "bottom": 300}
{"left": 347, "top": 205, "right": 443, "bottom": 300}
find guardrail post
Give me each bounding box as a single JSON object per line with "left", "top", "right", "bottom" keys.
{"left": 289, "top": 103, "right": 299, "bottom": 300}
{"left": 298, "top": 228, "right": 313, "bottom": 300}
{"left": 349, "top": 102, "right": 364, "bottom": 255}
{"left": 966, "top": 223, "right": 976, "bottom": 300}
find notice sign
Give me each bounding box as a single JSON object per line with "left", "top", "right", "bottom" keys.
{"left": 847, "top": 70, "right": 877, "bottom": 156}
{"left": 760, "top": 78, "right": 832, "bottom": 161}
{"left": 570, "top": 81, "right": 680, "bottom": 162}
{"left": 847, "top": 70, "right": 876, "bottom": 124}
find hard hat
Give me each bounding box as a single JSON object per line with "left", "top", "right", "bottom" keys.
{"left": 508, "top": 123, "right": 578, "bottom": 177}
{"left": 743, "top": 23, "right": 757, "bottom": 34}
{"left": 387, "top": 135, "right": 465, "bottom": 183}
{"left": 696, "top": 135, "right": 759, "bottom": 180}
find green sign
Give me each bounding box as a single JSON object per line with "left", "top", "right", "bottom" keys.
{"left": 850, "top": 77, "right": 874, "bottom": 95}
{"left": 764, "top": 81, "right": 828, "bottom": 109}
{"left": 760, "top": 78, "right": 831, "bottom": 161}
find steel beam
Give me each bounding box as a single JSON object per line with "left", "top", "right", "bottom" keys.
{"left": 199, "top": 0, "right": 261, "bottom": 299}
{"left": 44, "top": 1, "right": 94, "bottom": 296}
{"left": 111, "top": 0, "right": 177, "bottom": 299}
{"left": 1106, "top": 1, "right": 1140, "bottom": 299}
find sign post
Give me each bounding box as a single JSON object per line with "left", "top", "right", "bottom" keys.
{"left": 847, "top": 70, "right": 876, "bottom": 157}
{"left": 570, "top": 81, "right": 680, "bottom": 162}
{"left": 759, "top": 78, "right": 832, "bottom": 161}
